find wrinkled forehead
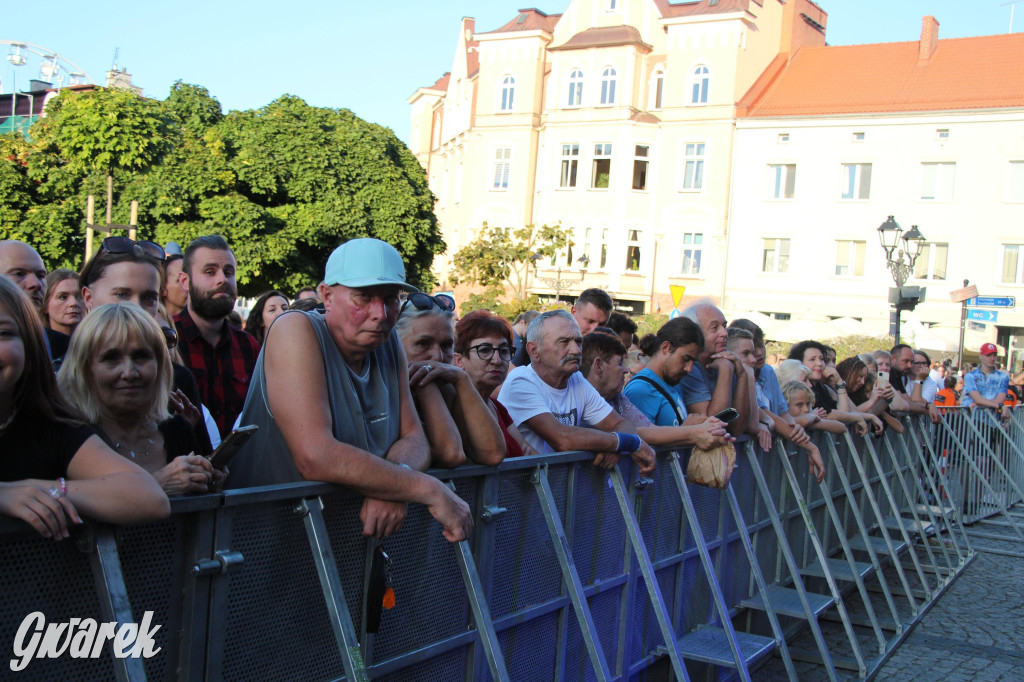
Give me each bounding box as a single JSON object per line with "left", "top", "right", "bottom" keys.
{"left": 542, "top": 315, "right": 580, "bottom": 340}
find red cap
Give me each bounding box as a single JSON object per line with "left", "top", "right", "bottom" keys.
{"left": 980, "top": 343, "right": 998, "bottom": 356}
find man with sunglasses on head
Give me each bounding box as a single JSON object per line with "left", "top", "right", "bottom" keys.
{"left": 0, "top": 239, "right": 71, "bottom": 366}
{"left": 227, "top": 239, "right": 472, "bottom": 543}
{"left": 174, "top": 236, "right": 260, "bottom": 440}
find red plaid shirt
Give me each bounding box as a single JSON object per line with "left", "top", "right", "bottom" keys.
{"left": 174, "top": 308, "right": 260, "bottom": 438}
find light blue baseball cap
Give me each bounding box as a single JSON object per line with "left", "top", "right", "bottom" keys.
{"left": 323, "top": 238, "right": 419, "bottom": 292}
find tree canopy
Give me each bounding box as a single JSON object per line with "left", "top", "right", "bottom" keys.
{"left": 0, "top": 83, "right": 442, "bottom": 294}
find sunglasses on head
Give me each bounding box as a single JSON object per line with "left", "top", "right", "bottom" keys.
{"left": 399, "top": 292, "right": 456, "bottom": 315}
{"left": 161, "top": 326, "right": 178, "bottom": 350}
{"left": 100, "top": 236, "right": 166, "bottom": 262}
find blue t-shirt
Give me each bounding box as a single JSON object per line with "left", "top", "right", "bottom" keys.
{"left": 678, "top": 362, "right": 714, "bottom": 409}
{"left": 961, "top": 367, "right": 1009, "bottom": 424}
{"left": 756, "top": 364, "right": 789, "bottom": 416}
{"left": 623, "top": 368, "right": 689, "bottom": 426}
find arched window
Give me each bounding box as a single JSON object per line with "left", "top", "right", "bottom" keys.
{"left": 567, "top": 69, "right": 583, "bottom": 107}
{"left": 600, "top": 67, "right": 616, "bottom": 105}
{"left": 690, "top": 65, "right": 710, "bottom": 104}
{"left": 651, "top": 68, "right": 665, "bottom": 110}
{"left": 500, "top": 75, "right": 515, "bottom": 111}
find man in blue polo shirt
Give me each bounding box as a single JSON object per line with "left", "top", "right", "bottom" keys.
{"left": 962, "top": 343, "right": 1010, "bottom": 426}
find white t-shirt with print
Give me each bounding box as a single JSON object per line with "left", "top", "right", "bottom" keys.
{"left": 497, "top": 365, "right": 613, "bottom": 454}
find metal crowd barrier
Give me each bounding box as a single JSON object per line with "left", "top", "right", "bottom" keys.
{"left": 0, "top": 415, "right": 985, "bottom": 682}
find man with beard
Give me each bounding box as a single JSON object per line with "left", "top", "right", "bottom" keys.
{"left": 174, "top": 235, "right": 259, "bottom": 438}
{"left": 0, "top": 240, "right": 70, "bottom": 366}
{"left": 497, "top": 309, "right": 656, "bottom": 474}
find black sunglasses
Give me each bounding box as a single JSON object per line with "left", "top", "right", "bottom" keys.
{"left": 100, "top": 236, "right": 166, "bottom": 262}
{"left": 399, "top": 292, "right": 456, "bottom": 316}
{"left": 161, "top": 326, "right": 178, "bottom": 350}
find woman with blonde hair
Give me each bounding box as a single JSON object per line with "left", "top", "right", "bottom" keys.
{"left": 59, "top": 304, "right": 221, "bottom": 495}
{"left": 0, "top": 278, "right": 168, "bottom": 539}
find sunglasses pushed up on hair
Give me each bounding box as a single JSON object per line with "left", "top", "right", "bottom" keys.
{"left": 99, "top": 236, "right": 166, "bottom": 262}
{"left": 399, "top": 292, "right": 456, "bottom": 315}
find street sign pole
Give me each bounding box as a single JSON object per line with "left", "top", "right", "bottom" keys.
{"left": 957, "top": 279, "right": 969, "bottom": 370}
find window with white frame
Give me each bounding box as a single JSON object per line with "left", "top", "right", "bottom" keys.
{"left": 834, "top": 240, "right": 866, "bottom": 277}
{"left": 913, "top": 242, "right": 948, "bottom": 281}
{"left": 767, "top": 164, "right": 796, "bottom": 199}
{"left": 680, "top": 232, "right": 702, "bottom": 275}
{"left": 651, "top": 68, "right": 665, "bottom": 109}
{"left": 841, "top": 163, "right": 872, "bottom": 200}
{"left": 491, "top": 147, "right": 511, "bottom": 190}
{"left": 690, "top": 65, "right": 710, "bottom": 104}
{"left": 567, "top": 69, "right": 583, "bottom": 107}
{"left": 683, "top": 143, "right": 705, "bottom": 191}
{"left": 632, "top": 145, "right": 649, "bottom": 191}
{"left": 1002, "top": 244, "right": 1024, "bottom": 284}
{"left": 920, "top": 162, "right": 955, "bottom": 201}
{"left": 625, "top": 229, "right": 642, "bottom": 271}
{"left": 606, "top": 0, "right": 617, "bottom": 10}
{"left": 500, "top": 75, "right": 515, "bottom": 112}
{"left": 600, "top": 67, "right": 616, "bottom": 105}
{"left": 599, "top": 228, "right": 609, "bottom": 269}
{"left": 592, "top": 143, "right": 612, "bottom": 189}
{"left": 559, "top": 144, "right": 579, "bottom": 188}
{"left": 1008, "top": 161, "right": 1024, "bottom": 202}
{"left": 762, "top": 238, "right": 790, "bottom": 273}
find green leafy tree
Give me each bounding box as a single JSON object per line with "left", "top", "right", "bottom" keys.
{"left": 451, "top": 223, "right": 571, "bottom": 310}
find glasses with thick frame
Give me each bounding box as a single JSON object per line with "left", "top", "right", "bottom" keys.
{"left": 99, "top": 236, "right": 167, "bottom": 262}
{"left": 465, "top": 343, "right": 512, "bottom": 362}
{"left": 399, "top": 292, "right": 456, "bottom": 316}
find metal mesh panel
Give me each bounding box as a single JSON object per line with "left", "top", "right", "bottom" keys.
{"left": 635, "top": 458, "right": 683, "bottom": 563}
{"left": 688, "top": 484, "right": 720, "bottom": 546}
{"left": 489, "top": 470, "right": 562, "bottom": 619}
{"left": 375, "top": 646, "right": 466, "bottom": 682}
{"left": 120, "top": 518, "right": 187, "bottom": 682}
{"left": 562, "top": 586, "right": 623, "bottom": 681}
{"left": 570, "top": 464, "right": 626, "bottom": 585}
{"left": 630, "top": 564, "right": 680, "bottom": 659}
{"left": 0, "top": 528, "right": 116, "bottom": 681}
{"left": 676, "top": 555, "right": 711, "bottom": 633}
{"left": 496, "top": 611, "right": 559, "bottom": 680}
{"left": 321, "top": 491, "right": 371, "bottom": 636}
{"left": 220, "top": 502, "right": 343, "bottom": 682}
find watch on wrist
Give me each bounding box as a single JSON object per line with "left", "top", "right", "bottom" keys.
{"left": 835, "top": 381, "right": 847, "bottom": 391}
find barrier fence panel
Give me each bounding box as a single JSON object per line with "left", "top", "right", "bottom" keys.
{"left": 3, "top": 415, "right": 992, "bottom": 682}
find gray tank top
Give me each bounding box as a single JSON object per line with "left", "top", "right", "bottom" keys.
{"left": 225, "top": 310, "right": 403, "bottom": 489}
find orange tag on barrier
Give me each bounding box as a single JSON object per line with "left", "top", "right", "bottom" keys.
{"left": 382, "top": 586, "right": 396, "bottom": 610}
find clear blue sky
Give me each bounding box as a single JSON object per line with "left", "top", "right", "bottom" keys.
{"left": 3, "top": 1, "right": 1019, "bottom": 142}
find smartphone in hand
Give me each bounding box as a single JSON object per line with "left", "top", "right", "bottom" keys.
{"left": 207, "top": 425, "right": 258, "bottom": 468}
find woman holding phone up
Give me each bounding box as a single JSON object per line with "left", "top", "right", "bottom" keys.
{"left": 0, "top": 278, "right": 168, "bottom": 539}
{"left": 58, "top": 304, "right": 223, "bottom": 495}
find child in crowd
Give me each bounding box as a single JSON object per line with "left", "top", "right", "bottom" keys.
{"left": 779, "top": 380, "right": 832, "bottom": 483}
{"left": 934, "top": 375, "right": 959, "bottom": 408}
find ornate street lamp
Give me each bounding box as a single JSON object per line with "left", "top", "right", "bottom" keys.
{"left": 533, "top": 252, "right": 589, "bottom": 303}
{"left": 877, "top": 216, "right": 927, "bottom": 342}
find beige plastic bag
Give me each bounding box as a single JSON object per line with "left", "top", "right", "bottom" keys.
{"left": 686, "top": 443, "right": 737, "bottom": 489}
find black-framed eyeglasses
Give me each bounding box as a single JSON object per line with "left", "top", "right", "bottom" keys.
{"left": 466, "top": 343, "right": 512, "bottom": 362}
{"left": 912, "top": 360, "right": 929, "bottom": 366}
{"left": 100, "top": 236, "right": 166, "bottom": 262}
{"left": 399, "top": 292, "right": 456, "bottom": 316}
{"left": 161, "top": 326, "right": 178, "bottom": 350}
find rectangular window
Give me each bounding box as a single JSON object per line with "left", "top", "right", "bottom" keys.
{"left": 762, "top": 238, "right": 790, "bottom": 273}
{"left": 921, "top": 162, "right": 955, "bottom": 201}
{"left": 625, "top": 229, "right": 642, "bottom": 271}
{"left": 632, "top": 145, "right": 649, "bottom": 190}
{"left": 834, "top": 240, "right": 866, "bottom": 277}
{"left": 492, "top": 147, "right": 511, "bottom": 190}
{"left": 683, "top": 143, "right": 705, "bottom": 191}
{"left": 1008, "top": 161, "right": 1024, "bottom": 202}
{"left": 852, "top": 132, "right": 865, "bottom": 142}
{"left": 681, "top": 232, "right": 703, "bottom": 275}
{"left": 841, "top": 163, "right": 872, "bottom": 200}
{"left": 592, "top": 143, "right": 612, "bottom": 189}
{"left": 913, "top": 242, "right": 948, "bottom": 281}
{"left": 777, "top": 133, "right": 789, "bottom": 144}
{"left": 559, "top": 144, "right": 579, "bottom": 188}
{"left": 767, "top": 164, "right": 796, "bottom": 199}
{"left": 600, "top": 228, "right": 608, "bottom": 269}
{"left": 936, "top": 128, "right": 949, "bottom": 140}
{"left": 1002, "top": 244, "right": 1024, "bottom": 284}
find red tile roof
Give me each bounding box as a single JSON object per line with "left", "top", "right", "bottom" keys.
{"left": 654, "top": 0, "right": 754, "bottom": 19}
{"left": 746, "top": 32, "right": 1024, "bottom": 117}
{"left": 550, "top": 25, "right": 652, "bottom": 52}
{"left": 483, "top": 8, "right": 562, "bottom": 34}
{"left": 428, "top": 73, "right": 450, "bottom": 92}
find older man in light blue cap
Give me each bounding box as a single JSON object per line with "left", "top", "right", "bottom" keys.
{"left": 228, "top": 238, "right": 472, "bottom": 543}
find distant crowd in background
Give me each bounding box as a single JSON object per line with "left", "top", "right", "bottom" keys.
{"left": 1, "top": 234, "right": 1022, "bottom": 543}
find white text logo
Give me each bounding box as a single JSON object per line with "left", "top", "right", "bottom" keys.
{"left": 10, "top": 611, "right": 162, "bottom": 672}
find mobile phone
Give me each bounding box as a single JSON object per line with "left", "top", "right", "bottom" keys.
{"left": 207, "top": 425, "right": 258, "bottom": 468}
{"left": 877, "top": 371, "right": 890, "bottom": 387}
{"left": 712, "top": 407, "right": 740, "bottom": 424}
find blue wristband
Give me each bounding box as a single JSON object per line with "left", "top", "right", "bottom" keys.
{"left": 614, "top": 432, "right": 641, "bottom": 456}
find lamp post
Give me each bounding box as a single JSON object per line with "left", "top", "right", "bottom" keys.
{"left": 876, "top": 215, "right": 926, "bottom": 344}
{"left": 533, "top": 253, "right": 589, "bottom": 304}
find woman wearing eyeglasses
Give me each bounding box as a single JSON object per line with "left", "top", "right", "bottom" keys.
{"left": 454, "top": 310, "right": 536, "bottom": 458}
{"left": 58, "top": 304, "right": 222, "bottom": 495}
{"left": 394, "top": 294, "right": 506, "bottom": 467}
{"left": 78, "top": 237, "right": 214, "bottom": 454}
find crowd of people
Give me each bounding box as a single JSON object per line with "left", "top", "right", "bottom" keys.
{"left": 1, "top": 234, "right": 1021, "bottom": 544}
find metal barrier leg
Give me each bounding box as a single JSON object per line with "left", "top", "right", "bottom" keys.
{"left": 89, "top": 526, "right": 148, "bottom": 682}
{"left": 532, "top": 465, "right": 613, "bottom": 682}
{"left": 905, "top": 419, "right": 971, "bottom": 565}
{"left": 297, "top": 498, "right": 369, "bottom": 682}
{"left": 607, "top": 467, "right": 689, "bottom": 681}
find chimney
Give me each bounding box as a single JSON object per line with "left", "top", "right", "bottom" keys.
{"left": 919, "top": 15, "right": 939, "bottom": 62}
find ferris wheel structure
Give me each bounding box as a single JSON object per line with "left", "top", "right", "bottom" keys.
{"left": 0, "top": 41, "right": 94, "bottom": 93}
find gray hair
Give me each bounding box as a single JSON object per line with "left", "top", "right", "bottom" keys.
{"left": 394, "top": 304, "right": 454, "bottom": 338}
{"left": 526, "top": 309, "right": 577, "bottom": 344}
{"left": 872, "top": 349, "right": 891, "bottom": 363}
{"left": 681, "top": 299, "right": 719, "bottom": 325}
{"left": 858, "top": 353, "right": 876, "bottom": 367}
{"left": 776, "top": 359, "right": 811, "bottom": 387}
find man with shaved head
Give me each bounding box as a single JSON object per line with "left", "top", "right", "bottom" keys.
{"left": 0, "top": 239, "right": 70, "bottom": 365}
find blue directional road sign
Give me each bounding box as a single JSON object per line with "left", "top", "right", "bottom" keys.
{"left": 967, "top": 309, "right": 998, "bottom": 323}
{"left": 669, "top": 308, "right": 681, "bottom": 319}
{"left": 966, "top": 296, "right": 1015, "bottom": 308}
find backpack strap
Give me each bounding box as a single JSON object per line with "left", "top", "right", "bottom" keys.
{"left": 632, "top": 374, "right": 684, "bottom": 425}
